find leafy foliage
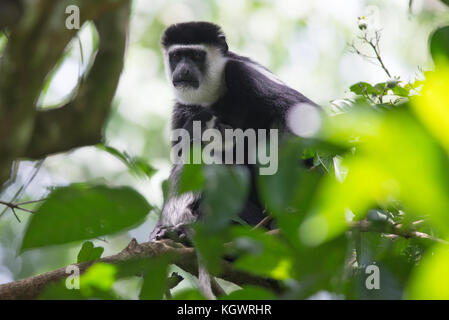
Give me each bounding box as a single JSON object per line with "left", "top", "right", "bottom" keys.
{"left": 97, "top": 144, "right": 156, "bottom": 180}
{"left": 77, "top": 241, "right": 104, "bottom": 263}
{"left": 5, "top": 2, "right": 449, "bottom": 301}
{"left": 430, "top": 26, "right": 449, "bottom": 65}
{"left": 221, "top": 285, "right": 276, "bottom": 300}
{"left": 21, "top": 184, "right": 151, "bottom": 251}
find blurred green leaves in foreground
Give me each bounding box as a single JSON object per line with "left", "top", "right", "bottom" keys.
{"left": 21, "top": 184, "right": 151, "bottom": 252}
{"left": 183, "top": 14, "right": 449, "bottom": 299}
{"left": 5, "top": 2, "right": 449, "bottom": 300}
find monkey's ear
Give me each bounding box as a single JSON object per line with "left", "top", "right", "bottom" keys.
{"left": 218, "top": 35, "right": 229, "bottom": 52}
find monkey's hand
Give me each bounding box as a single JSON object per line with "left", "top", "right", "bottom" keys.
{"left": 149, "top": 223, "right": 192, "bottom": 246}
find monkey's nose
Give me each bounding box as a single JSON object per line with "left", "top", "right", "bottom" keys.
{"left": 180, "top": 68, "right": 191, "bottom": 77}
{"left": 173, "top": 67, "right": 199, "bottom": 88}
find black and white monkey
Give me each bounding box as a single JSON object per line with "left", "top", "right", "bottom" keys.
{"left": 149, "top": 21, "right": 318, "bottom": 297}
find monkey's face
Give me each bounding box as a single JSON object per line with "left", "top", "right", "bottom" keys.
{"left": 164, "top": 45, "right": 227, "bottom": 106}
{"left": 169, "top": 48, "right": 205, "bottom": 89}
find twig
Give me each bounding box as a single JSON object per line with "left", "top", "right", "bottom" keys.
{"left": 378, "top": 82, "right": 388, "bottom": 104}
{"left": 351, "top": 29, "right": 392, "bottom": 79}
{"left": 409, "top": 0, "right": 414, "bottom": 14}
{"left": 350, "top": 219, "right": 449, "bottom": 245}
{"left": 15, "top": 198, "right": 47, "bottom": 206}
{"left": 0, "top": 160, "right": 44, "bottom": 218}
{"left": 11, "top": 207, "right": 20, "bottom": 223}
{"left": 252, "top": 216, "right": 272, "bottom": 230}
{"left": 0, "top": 200, "right": 36, "bottom": 217}
{"left": 166, "top": 272, "right": 183, "bottom": 299}
{"left": 364, "top": 31, "right": 391, "bottom": 78}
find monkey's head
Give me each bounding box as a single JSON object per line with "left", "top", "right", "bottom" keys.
{"left": 161, "top": 22, "right": 229, "bottom": 106}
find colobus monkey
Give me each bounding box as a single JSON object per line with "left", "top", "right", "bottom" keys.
{"left": 149, "top": 21, "right": 318, "bottom": 297}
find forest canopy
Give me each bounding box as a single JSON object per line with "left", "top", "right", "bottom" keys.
{"left": 1, "top": 0, "right": 449, "bottom": 300}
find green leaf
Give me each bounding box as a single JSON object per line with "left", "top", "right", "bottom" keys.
{"left": 221, "top": 286, "right": 276, "bottom": 300}
{"left": 172, "top": 289, "right": 205, "bottom": 300}
{"left": 373, "top": 82, "right": 388, "bottom": 94}
{"left": 412, "top": 66, "right": 449, "bottom": 158}
{"left": 77, "top": 241, "right": 104, "bottom": 263}
{"left": 40, "top": 283, "right": 86, "bottom": 300}
{"left": 258, "top": 140, "right": 322, "bottom": 217}
{"left": 130, "top": 157, "right": 157, "bottom": 179}
{"left": 179, "top": 164, "right": 205, "bottom": 194}
{"left": 98, "top": 144, "right": 128, "bottom": 162}
{"left": 192, "top": 165, "right": 250, "bottom": 275}
{"left": 81, "top": 263, "right": 117, "bottom": 292}
{"left": 98, "top": 145, "right": 156, "bottom": 180}
{"left": 391, "top": 86, "right": 410, "bottom": 97}
{"left": 201, "top": 165, "right": 250, "bottom": 231}
{"left": 406, "top": 243, "right": 449, "bottom": 299}
{"left": 161, "top": 178, "right": 170, "bottom": 203}
{"left": 319, "top": 107, "right": 449, "bottom": 241}
{"left": 21, "top": 184, "right": 151, "bottom": 252}
{"left": 40, "top": 262, "right": 120, "bottom": 300}
{"left": 193, "top": 224, "right": 227, "bottom": 275}
{"left": 350, "top": 82, "right": 375, "bottom": 95}
{"left": 430, "top": 26, "right": 449, "bottom": 64}
{"left": 231, "top": 226, "right": 294, "bottom": 280}
{"left": 40, "top": 263, "right": 119, "bottom": 300}
{"left": 139, "top": 258, "right": 170, "bottom": 300}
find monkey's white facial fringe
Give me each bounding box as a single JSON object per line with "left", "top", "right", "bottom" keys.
{"left": 164, "top": 44, "right": 227, "bottom": 107}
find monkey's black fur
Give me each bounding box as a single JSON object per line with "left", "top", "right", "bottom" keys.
{"left": 151, "top": 21, "right": 318, "bottom": 241}
{"left": 162, "top": 21, "right": 228, "bottom": 52}
{"left": 213, "top": 54, "right": 317, "bottom": 130}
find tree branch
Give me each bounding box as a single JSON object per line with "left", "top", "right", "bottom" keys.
{"left": 350, "top": 219, "right": 449, "bottom": 245}
{"left": 0, "top": 0, "right": 130, "bottom": 184}
{"left": 0, "top": 218, "right": 442, "bottom": 300}
{"left": 0, "top": 238, "right": 280, "bottom": 300}
{"left": 22, "top": 1, "right": 130, "bottom": 159}
{"left": 0, "top": 0, "right": 23, "bottom": 30}
{"left": 0, "top": 199, "right": 35, "bottom": 218}
{"left": 351, "top": 30, "right": 392, "bottom": 79}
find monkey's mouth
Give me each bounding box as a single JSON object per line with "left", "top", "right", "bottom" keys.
{"left": 173, "top": 79, "right": 199, "bottom": 89}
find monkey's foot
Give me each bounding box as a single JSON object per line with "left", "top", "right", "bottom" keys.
{"left": 149, "top": 223, "right": 191, "bottom": 245}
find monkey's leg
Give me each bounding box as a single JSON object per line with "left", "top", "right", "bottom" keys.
{"left": 149, "top": 192, "right": 201, "bottom": 245}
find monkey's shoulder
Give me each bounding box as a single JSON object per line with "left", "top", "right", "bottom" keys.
{"left": 224, "top": 57, "right": 316, "bottom": 108}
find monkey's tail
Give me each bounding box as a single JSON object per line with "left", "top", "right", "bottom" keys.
{"left": 197, "top": 254, "right": 227, "bottom": 299}
{"left": 198, "top": 261, "right": 216, "bottom": 300}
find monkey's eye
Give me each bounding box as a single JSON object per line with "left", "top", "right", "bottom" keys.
{"left": 170, "top": 52, "right": 181, "bottom": 62}
{"left": 193, "top": 51, "right": 206, "bottom": 61}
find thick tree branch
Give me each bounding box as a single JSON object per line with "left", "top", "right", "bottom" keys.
{"left": 22, "top": 1, "right": 130, "bottom": 159}
{"left": 0, "top": 218, "right": 443, "bottom": 300}
{"left": 0, "top": 0, "right": 130, "bottom": 184}
{"left": 0, "top": 239, "right": 280, "bottom": 300}
{"left": 0, "top": 0, "right": 23, "bottom": 30}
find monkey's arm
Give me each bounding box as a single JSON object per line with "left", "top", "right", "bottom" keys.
{"left": 150, "top": 107, "right": 214, "bottom": 242}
